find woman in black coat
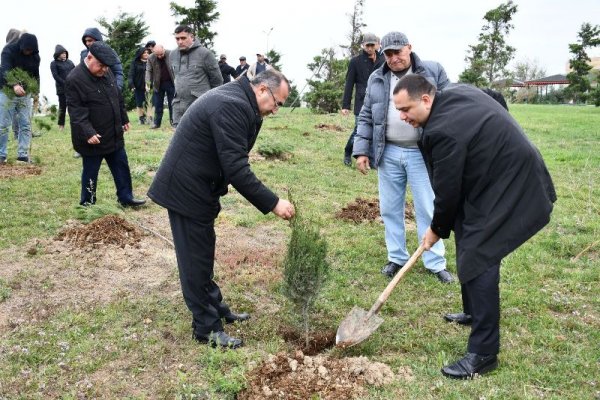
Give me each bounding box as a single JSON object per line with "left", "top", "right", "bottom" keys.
{"left": 127, "top": 47, "right": 149, "bottom": 124}
{"left": 50, "top": 44, "right": 75, "bottom": 129}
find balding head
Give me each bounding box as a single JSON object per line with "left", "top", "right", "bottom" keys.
{"left": 153, "top": 44, "right": 165, "bottom": 58}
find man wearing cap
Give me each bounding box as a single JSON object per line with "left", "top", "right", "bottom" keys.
{"left": 235, "top": 56, "right": 249, "bottom": 77}
{"left": 170, "top": 25, "right": 223, "bottom": 127}
{"left": 218, "top": 54, "right": 238, "bottom": 83}
{"left": 0, "top": 32, "right": 40, "bottom": 164}
{"left": 341, "top": 32, "right": 384, "bottom": 166}
{"left": 393, "top": 74, "right": 556, "bottom": 379}
{"left": 353, "top": 31, "right": 453, "bottom": 283}
{"left": 246, "top": 53, "right": 272, "bottom": 80}
{"left": 145, "top": 44, "right": 175, "bottom": 129}
{"left": 66, "top": 41, "right": 146, "bottom": 208}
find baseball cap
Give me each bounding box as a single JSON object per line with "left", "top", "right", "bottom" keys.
{"left": 380, "top": 32, "right": 409, "bottom": 52}
{"left": 220, "top": 54, "right": 227, "bottom": 60}
{"left": 362, "top": 32, "right": 379, "bottom": 45}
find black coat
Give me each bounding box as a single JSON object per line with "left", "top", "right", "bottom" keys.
{"left": 128, "top": 47, "right": 147, "bottom": 90}
{"left": 50, "top": 45, "right": 75, "bottom": 95}
{"left": 420, "top": 84, "right": 556, "bottom": 282}
{"left": 342, "top": 50, "right": 384, "bottom": 115}
{"left": 219, "top": 61, "right": 238, "bottom": 83}
{"left": 0, "top": 33, "right": 40, "bottom": 89}
{"left": 148, "top": 76, "right": 278, "bottom": 221}
{"left": 65, "top": 63, "right": 129, "bottom": 156}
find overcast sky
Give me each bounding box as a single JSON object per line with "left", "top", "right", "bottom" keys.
{"left": 2, "top": 0, "right": 599, "bottom": 104}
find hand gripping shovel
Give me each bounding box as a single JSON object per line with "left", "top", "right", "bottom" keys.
{"left": 336, "top": 245, "right": 425, "bottom": 348}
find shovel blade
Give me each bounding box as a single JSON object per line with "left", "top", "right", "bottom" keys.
{"left": 335, "top": 306, "right": 384, "bottom": 348}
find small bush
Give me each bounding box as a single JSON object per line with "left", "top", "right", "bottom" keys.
{"left": 257, "top": 143, "right": 292, "bottom": 160}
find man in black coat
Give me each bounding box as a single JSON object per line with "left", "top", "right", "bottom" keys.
{"left": 218, "top": 54, "right": 238, "bottom": 83}
{"left": 148, "top": 69, "right": 295, "bottom": 349}
{"left": 50, "top": 44, "right": 75, "bottom": 130}
{"left": 393, "top": 75, "right": 556, "bottom": 379}
{"left": 341, "top": 32, "right": 384, "bottom": 166}
{"left": 66, "top": 41, "right": 145, "bottom": 207}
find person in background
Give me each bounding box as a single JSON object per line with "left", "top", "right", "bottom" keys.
{"left": 353, "top": 31, "right": 453, "bottom": 283}
{"left": 170, "top": 25, "right": 222, "bottom": 127}
{"left": 128, "top": 47, "right": 149, "bottom": 125}
{"left": 393, "top": 74, "right": 556, "bottom": 379}
{"left": 246, "top": 53, "right": 272, "bottom": 80}
{"left": 145, "top": 40, "right": 156, "bottom": 54}
{"left": 145, "top": 44, "right": 175, "bottom": 129}
{"left": 147, "top": 70, "right": 294, "bottom": 349}
{"left": 79, "top": 27, "right": 124, "bottom": 90}
{"left": 235, "top": 56, "right": 249, "bottom": 78}
{"left": 6, "top": 29, "right": 22, "bottom": 139}
{"left": 50, "top": 45, "right": 75, "bottom": 130}
{"left": 66, "top": 41, "right": 145, "bottom": 208}
{"left": 0, "top": 32, "right": 40, "bottom": 164}
{"left": 341, "top": 32, "right": 384, "bottom": 166}
{"left": 218, "top": 54, "right": 238, "bottom": 83}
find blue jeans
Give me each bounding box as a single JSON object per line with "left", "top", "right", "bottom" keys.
{"left": 153, "top": 81, "right": 175, "bottom": 127}
{"left": 0, "top": 92, "right": 32, "bottom": 159}
{"left": 378, "top": 145, "right": 446, "bottom": 272}
{"left": 80, "top": 146, "right": 134, "bottom": 205}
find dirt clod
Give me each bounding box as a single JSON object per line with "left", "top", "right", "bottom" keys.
{"left": 335, "top": 197, "right": 414, "bottom": 223}
{"left": 238, "top": 351, "right": 398, "bottom": 400}
{"left": 57, "top": 215, "right": 142, "bottom": 249}
{"left": 315, "top": 123, "right": 344, "bottom": 132}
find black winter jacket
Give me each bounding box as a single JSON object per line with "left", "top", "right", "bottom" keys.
{"left": 219, "top": 61, "right": 238, "bottom": 83}
{"left": 148, "top": 76, "right": 278, "bottom": 221}
{"left": 420, "top": 84, "right": 556, "bottom": 282}
{"left": 50, "top": 45, "right": 75, "bottom": 95}
{"left": 342, "top": 50, "right": 384, "bottom": 115}
{"left": 128, "top": 47, "right": 147, "bottom": 90}
{"left": 65, "top": 62, "right": 129, "bottom": 156}
{"left": 0, "top": 33, "right": 40, "bottom": 89}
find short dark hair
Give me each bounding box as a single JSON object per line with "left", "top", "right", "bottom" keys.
{"left": 393, "top": 74, "right": 436, "bottom": 99}
{"left": 250, "top": 69, "right": 290, "bottom": 92}
{"left": 174, "top": 25, "right": 194, "bottom": 35}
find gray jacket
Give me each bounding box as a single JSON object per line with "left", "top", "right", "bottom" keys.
{"left": 145, "top": 49, "right": 174, "bottom": 91}
{"left": 353, "top": 52, "right": 449, "bottom": 168}
{"left": 170, "top": 39, "right": 223, "bottom": 124}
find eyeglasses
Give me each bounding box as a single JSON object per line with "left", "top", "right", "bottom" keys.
{"left": 266, "top": 87, "right": 283, "bottom": 108}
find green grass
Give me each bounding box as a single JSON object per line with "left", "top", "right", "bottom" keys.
{"left": 0, "top": 105, "right": 599, "bottom": 398}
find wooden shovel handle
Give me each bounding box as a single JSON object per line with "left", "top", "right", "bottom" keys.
{"left": 366, "top": 245, "right": 425, "bottom": 318}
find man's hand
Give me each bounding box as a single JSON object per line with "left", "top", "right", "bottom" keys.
{"left": 123, "top": 122, "right": 131, "bottom": 132}
{"left": 422, "top": 227, "right": 440, "bottom": 251}
{"left": 272, "top": 199, "right": 295, "bottom": 220}
{"left": 341, "top": 109, "right": 350, "bottom": 116}
{"left": 87, "top": 134, "right": 101, "bottom": 145}
{"left": 356, "top": 156, "right": 370, "bottom": 175}
{"left": 13, "top": 84, "right": 26, "bottom": 97}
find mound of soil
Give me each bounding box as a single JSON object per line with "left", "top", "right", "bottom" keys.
{"left": 315, "top": 123, "right": 344, "bottom": 132}
{"left": 57, "top": 215, "right": 143, "bottom": 249}
{"left": 238, "top": 351, "right": 397, "bottom": 400}
{"left": 0, "top": 163, "right": 42, "bottom": 179}
{"left": 335, "top": 197, "right": 415, "bottom": 223}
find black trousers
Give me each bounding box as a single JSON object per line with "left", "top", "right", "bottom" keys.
{"left": 57, "top": 93, "right": 67, "bottom": 126}
{"left": 461, "top": 262, "right": 501, "bottom": 355}
{"left": 168, "top": 209, "right": 231, "bottom": 335}
{"left": 80, "top": 146, "right": 133, "bottom": 205}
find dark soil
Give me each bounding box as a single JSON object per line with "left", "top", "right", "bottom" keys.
{"left": 315, "top": 123, "right": 344, "bottom": 132}
{"left": 278, "top": 326, "right": 336, "bottom": 356}
{"left": 0, "top": 163, "right": 42, "bottom": 179}
{"left": 238, "top": 351, "right": 398, "bottom": 400}
{"left": 56, "top": 215, "right": 143, "bottom": 249}
{"left": 335, "top": 197, "right": 415, "bottom": 223}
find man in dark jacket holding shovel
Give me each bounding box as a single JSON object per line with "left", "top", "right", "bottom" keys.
{"left": 148, "top": 69, "right": 295, "bottom": 349}
{"left": 393, "top": 75, "right": 556, "bottom": 379}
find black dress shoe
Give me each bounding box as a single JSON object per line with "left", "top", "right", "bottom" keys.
{"left": 194, "top": 331, "right": 243, "bottom": 349}
{"left": 434, "top": 269, "right": 454, "bottom": 283}
{"left": 441, "top": 353, "right": 498, "bottom": 379}
{"left": 381, "top": 261, "right": 403, "bottom": 278}
{"left": 119, "top": 198, "right": 146, "bottom": 207}
{"left": 223, "top": 312, "right": 250, "bottom": 324}
{"left": 444, "top": 312, "right": 473, "bottom": 325}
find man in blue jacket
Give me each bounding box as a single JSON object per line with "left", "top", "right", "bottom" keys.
{"left": 341, "top": 33, "right": 384, "bottom": 166}
{"left": 0, "top": 32, "right": 40, "bottom": 163}
{"left": 353, "top": 31, "right": 453, "bottom": 283}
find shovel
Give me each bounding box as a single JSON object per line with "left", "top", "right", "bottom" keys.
{"left": 336, "top": 245, "right": 425, "bottom": 348}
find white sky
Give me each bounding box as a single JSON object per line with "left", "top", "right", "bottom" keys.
{"left": 2, "top": 0, "right": 599, "bottom": 104}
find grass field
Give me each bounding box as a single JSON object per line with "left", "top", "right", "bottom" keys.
{"left": 0, "top": 104, "right": 598, "bottom": 399}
